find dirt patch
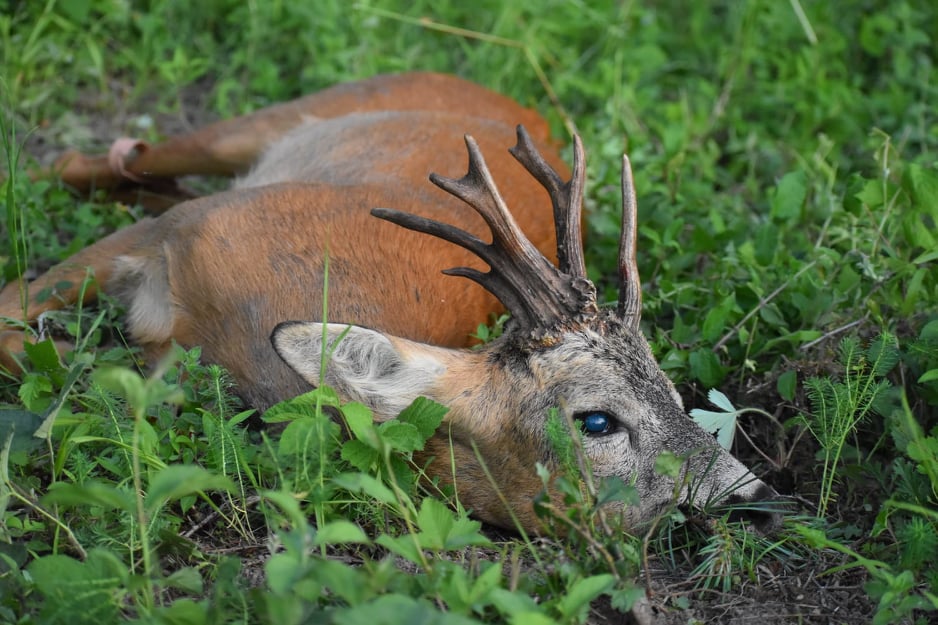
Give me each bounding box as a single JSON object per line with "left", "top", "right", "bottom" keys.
{"left": 629, "top": 560, "right": 875, "bottom": 624}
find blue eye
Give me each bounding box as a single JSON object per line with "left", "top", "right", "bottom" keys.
{"left": 577, "top": 412, "right": 614, "bottom": 436}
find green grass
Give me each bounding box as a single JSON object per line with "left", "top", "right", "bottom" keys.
{"left": 1, "top": 0, "right": 938, "bottom": 623}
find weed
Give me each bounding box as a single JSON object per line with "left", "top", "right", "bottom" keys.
{"left": 799, "top": 333, "right": 899, "bottom": 517}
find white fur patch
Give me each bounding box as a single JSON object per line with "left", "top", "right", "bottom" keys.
{"left": 111, "top": 254, "right": 174, "bottom": 344}
{"left": 273, "top": 322, "right": 447, "bottom": 419}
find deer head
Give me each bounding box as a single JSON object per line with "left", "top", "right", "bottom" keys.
{"left": 272, "top": 127, "right": 781, "bottom": 533}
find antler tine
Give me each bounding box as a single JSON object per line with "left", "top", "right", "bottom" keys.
{"left": 427, "top": 134, "right": 544, "bottom": 273}
{"left": 508, "top": 126, "right": 587, "bottom": 279}
{"left": 372, "top": 133, "right": 597, "bottom": 333}
{"left": 617, "top": 154, "right": 642, "bottom": 328}
{"left": 369, "top": 206, "right": 542, "bottom": 326}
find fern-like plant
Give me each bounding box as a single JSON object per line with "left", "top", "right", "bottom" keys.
{"left": 800, "top": 333, "right": 899, "bottom": 517}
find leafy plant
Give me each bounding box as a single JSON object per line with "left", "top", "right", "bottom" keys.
{"left": 797, "top": 523, "right": 938, "bottom": 625}
{"left": 690, "top": 388, "right": 782, "bottom": 454}
{"left": 798, "top": 334, "right": 899, "bottom": 517}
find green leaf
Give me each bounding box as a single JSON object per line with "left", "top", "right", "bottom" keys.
{"left": 164, "top": 567, "right": 204, "bottom": 594}
{"left": 334, "top": 594, "right": 479, "bottom": 625}
{"left": 771, "top": 171, "right": 807, "bottom": 221}
{"left": 397, "top": 396, "right": 448, "bottom": 440}
{"left": 93, "top": 365, "right": 184, "bottom": 415}
{"left": 17, "top": 373, "right": 52, "bottom": 413}
{"left": 262, "top": 386, "right": 341, "bottom": 423}
{"left": 594, "top": 476, "right": 640, "bottom": 508}
{"left": 266, "top": 551, "right": 311, "bottom": 596}
{"left": 758, "top": 303, "right": 786, "bottom": 328}
{"left": 278, "top": 414, "right": 341, "bottom": 459}
{"left": 690, "top": 408, "right": 736, "bottom": 449}
{"left": 903, "top": 164, "right": 938, "bottom": 219}
{"left": 777, "top": 370, "right": 798, "bottom": 401}
{"left": 920, "top": 320, "right": 938, "bottom": 342}
{"left": 554, "top": 574, "right": 615, "bottom": 620}
{"left": 22, "top": 338, "right": 66, "bottom": 378}
{"left": 342, "top": 402, "right": 379, "bottom": 448}
{"left": 918, "top": 369, "right": 938, "bottom": 384}
{"left": 35, "top": 357, "right": 91, "bottom": 439}
{"left": 332, "top": 472, "right": 399, "bottom": 506}
{"left": 467, "top": 561, "right": 504, "bottom": 605}
{"left": 153, "top": 598, "right": 207, "bottom": 623}
{"left": 42, "top": 480, "right": 135, "bottom": 512}
{"left": 753, "top": 222, "right": 779, "bottom": 266}
{"left": 855, "top": 178, "right": 884, "bottom": 208}
{"left": 904, "top": 269, "right": 927, "bottom": 313}
{"left": 146, "top": 465, "right": 233, "bottom": 513}
{"left": 376, "top": 421, "right": 424, "bottom": 453}
{"left": 415, "top": 497, "right": 488, "bottom": 550}
{"left": 654, "top": 450, "right": 683, "bottom": 478}
{"left": 701, "top": 293, "right": 735, "bottom": 342}
{"left": 27, "top": 549, "right": 126, "bottom": 624}
{"left": 0, "top": 409, "right": 44, "bottom": 453}
{"left": 508, "top": 613, "right": 558, "bottom": 625}
{"left": 313, "top": 520, "right": 370, "bottom": 546}
{"left": 303, "top": 558, "right": 371, "bottom": 604}
{"left": 762, "top": 329, "right": 823, "bottom": 351}
{"left": 912, "top": 249, "right": 938, "bottom": 265}
{"left": 689, "top": 349, "right": 725, "bottom": 387}
{"left": 706, "top": 388, "right": 735, "bottom": 412}
{"left": 859, "top": 13, "right": 894, "bottom": 56}
{"left": 489, "top": 588, "right": 540, "bottom": 617}
{"left": 58, "top": 0, "right": 92, "bottom": 24}
{"left": 261, "top": 490, "right": 308, "bottom": 530}
{"left": 0, "top": 429, "right": 14, "bottom": 526}
{"left": 610, "top": 584, "right": 647, "bottom": 611}
{"left": 415, "top": 497, "right": 454, "bottom": 549}
{"left": 341, "top": 439, "right": 380, "bottom": 472}
{"left": 375, "top": 534, "right": 423, "bottom": 565}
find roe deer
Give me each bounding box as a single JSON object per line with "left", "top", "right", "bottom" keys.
{"left": 2, "top": 72, "right": 781, "bottom": 533}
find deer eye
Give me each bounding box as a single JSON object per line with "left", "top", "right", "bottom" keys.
{"left": 576, "top": 411, "right": 615, "bottom": 436}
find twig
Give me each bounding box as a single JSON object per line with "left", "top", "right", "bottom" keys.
{"left": 9, "top": 484, "right": 87, "bottom": 559}
{"left": 182, "top": 493, "right": 261, "bottom": 538}
{"left": 799, "top": 318, "right": 864, "bottom": 351}
{"left": 712, "top": 261, "right": 817, "bottom": 352}
{"left": 734, "top": 425, "right": 782, "bottom": 471}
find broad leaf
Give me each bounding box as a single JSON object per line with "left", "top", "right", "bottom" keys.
{"left": 397, "top": 396, "right": 448, "bottom": 440}
{"left": 42, "top": 480, "right": 135, "bottom": 512}
{"left": 145, "top": 465, "right": 233, "bottom": 513}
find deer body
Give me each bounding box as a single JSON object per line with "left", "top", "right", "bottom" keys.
{"left": 4, "top": 73, "right": 781, "bottom": 533}
{"left": 107, "top": 111, "right": 564, "bottom": 409}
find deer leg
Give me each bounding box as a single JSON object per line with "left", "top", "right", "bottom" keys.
{"left": 42, "top": 103, "right": 321, "bottom": 209}
{"left": 0, "top": 218, "right": 156, "bottom": 372}
{"left": 36, "top": 72, "right": 544, "bottom": 213}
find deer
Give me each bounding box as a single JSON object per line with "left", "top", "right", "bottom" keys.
{"left": 2, "top": 72, "right": 782, "bottom": 533}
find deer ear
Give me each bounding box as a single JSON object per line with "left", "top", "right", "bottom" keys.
{"left": 271, "top": 321, "right": 450, "bottom": 419}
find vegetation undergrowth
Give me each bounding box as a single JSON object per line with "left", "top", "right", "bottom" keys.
{"left": 1, "top": 0, "right": 937, "bottom": 623}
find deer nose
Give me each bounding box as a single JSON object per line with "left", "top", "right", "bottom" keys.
{"left": 723, "top": 482, "right": 787, "bottom": 534}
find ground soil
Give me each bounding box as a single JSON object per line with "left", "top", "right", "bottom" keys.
{"left": 20, "top": 84, "right": 883, "bottom": 625}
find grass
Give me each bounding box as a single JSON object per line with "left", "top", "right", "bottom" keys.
{"left": 1, "top": 0, "right": 938, "bottom": 623}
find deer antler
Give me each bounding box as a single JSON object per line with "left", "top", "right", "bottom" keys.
{"left": 617, "top": 155, "right": 641, "bottom": 329}
{"left": 372, "top": 128, "right": 597, "bottom": 333}
{"left": 372, "top": 126, "right": 643, "bottom": 335}
{"left": 508, "top": 128, "right": 587, "bottom": 279}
